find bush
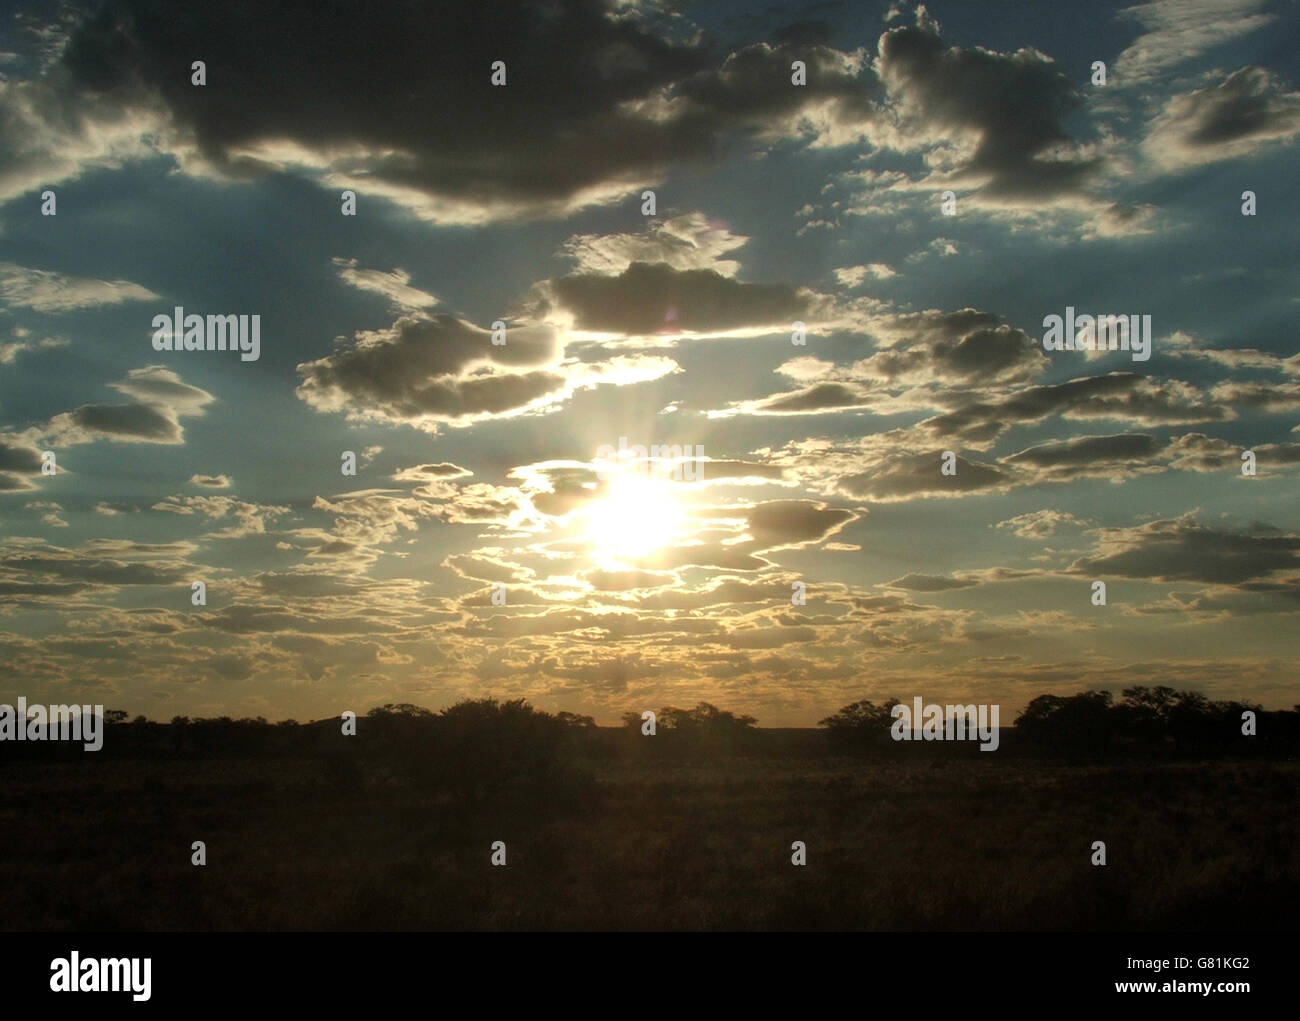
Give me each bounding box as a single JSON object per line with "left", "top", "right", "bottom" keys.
{"left": 366, "top": 698, "right": 591, "bottom": 804}
{"left": 817, "top": 698, "right": 900, "bottom": 751}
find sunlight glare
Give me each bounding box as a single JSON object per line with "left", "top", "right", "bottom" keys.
{"left": 584, "top": 472, "right": 684, "bottom": 564}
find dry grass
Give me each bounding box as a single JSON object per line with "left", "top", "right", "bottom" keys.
{"left": 0, "top": 752, "right": 1294, "bottom": 930}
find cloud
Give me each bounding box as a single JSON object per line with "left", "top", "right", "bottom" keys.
{"left": 580, "top": 568, "right": 680, "bottom": 593}
{"left": 54, "top": 1, "right": 876, "bottom": 224}
{"left": 1083, "top": 202, "right": 1161, "bottom": 239}
{"left": 0, "top": 438, "right": 45, "bottom": 490}
{"left": 1162, "top": 432, "right": 1240, "bottom": 472}
{"left": 1070, "top": 514, "right": 1300, "bottom": 586}
{"left": 922, "top": 373, "right": 1226, "bottom": 446}
{"left": 838, "top": 450, "right": 1012, "bottom": 501}
{"left": 1144, "top": 66, "right": 1300, "bottom": 170}
{"left": 392, "top": 462, "right": 473, "bottom": 482}
{"left": 61, "top": 403, "right": 178, "bottom": 441}
{"left": 1159, "top": 433, "right": 1300, "bottom": 476}
{"left": 0, "top": 262, "right": 158, "bottom": 311}
{"left": 560, "top": 212, "right": 750, "bottom": 277}
{"left": 297, "top": 311, "right": 680, "bottom": 431}
{"left": 1164, "top": 331, "right": 1298, "bottom": 373}
{"left": 904, "top": 237, "right": 963, "bottom": 261}
{"left": 188, "top": 474, "right": 232, "bottom": 489}
{"left": 429, "top": 483, "right": 528, "bottom": 525}
{"left": 332, "top": 257, "right": 438, "bottom": 310}
{"left": 671, "top": 39, "right": 878, "bottom": 148}
{"left": 0, "top": 65, "right": 173, "bottom": 206}
{"left": 1114, "top": 0, "right": 1277, "bottom": 85}
{"left": 39, "top": 366, "right": 214, "bottom": 446}
{"left": 863, "top": 308, "right": 1049, "bottom": 386}
{"left": 110, "top": 366, "right": 214, "bottom": 415}
{"left": 0, "top": 334, "right": 67, "bottom": 363}
{"left": 717, "top": 381, "right": 878, "bottom": 417}
{"left": 678, "top": 460, "right": 789, "bottom": 487}
{"left": 742, "top": 499, "right": 856, "bottom": 550}
{"left": 25, "top": 500, "right": 68, "bottom": 527}
{"left": 152, "top": 494, "right": 290, "bottom": 539}
{"left": 539, "top": 261, "right": 823, "bottom": 340}
{"left": 307, "top": 488, "right": 444, "bottom": 549}
{"left": 57, "top": 0, "right": 700, "bottom": 221}
{"left": 996, "top": 509, "right": 1087, "bottom": 539}
{"left": 1158, "top": 433, "right": 1300, "bottom": 477}
{"left": 710, "top": 307, "right": 1048, "bottom": 418}
{"left": 1001, "top": 432, "right": 1166, "bottom": 483}
{"left": 296, "top": 313, "right": 563, "bottom": 430}
{"left": 1210, "top": 379, "right": 1300, "bottom": 414}
{"left": 834, "top": 264, "right": 896, "bottom": 287}
{"left": 887, "top": 572, "right": 979, "bottom": 591}
{"left": 0, "top": 539, "right": 192, "bottom": 588}
{"left": 871, "top": 10, "right": 1098, "bottom": 204}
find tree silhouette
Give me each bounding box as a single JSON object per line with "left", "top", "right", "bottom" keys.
{"left": 818, "top": 699, "right": 901, "bottom": 751}
{"left": 1015, "top": 691, "right": 1115, "bottom": 751}
{"left": 366, "top": 697, "right": 586, "bottom": 803}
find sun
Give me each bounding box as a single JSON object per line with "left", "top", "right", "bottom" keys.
{"left": 583, "top": 471, "right": 684, "bottom": 565}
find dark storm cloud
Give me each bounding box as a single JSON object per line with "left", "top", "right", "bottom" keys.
{"left": 543, "top": 261, "right": 817, "bottom": 336}
{"left": 62, "top": 0, "right": 702, "bottom": 201}
{"left": 874, "top": 13, "right": 1098, "bottom": 201}
{"left": 57, "top": 0, "right": 877, "bottom": 220}
{"left": 674, "top": 40, "right": 877, "bottom": 126}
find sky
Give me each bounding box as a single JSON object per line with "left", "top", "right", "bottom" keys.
{"left": 0, "top": 0, "right": 1297, "bottom": 725}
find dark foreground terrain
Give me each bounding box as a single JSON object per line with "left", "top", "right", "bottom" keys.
{"left": 2, "top": 719, "right": 1295, "bottom": 930}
